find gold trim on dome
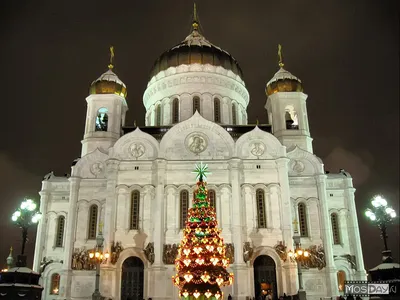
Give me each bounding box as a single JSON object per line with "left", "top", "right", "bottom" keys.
{"left": 90, "top": 81, "right": 127, "bottom": 98}
{"left": 266, "top": 79, "right": 303, "bottom": 96}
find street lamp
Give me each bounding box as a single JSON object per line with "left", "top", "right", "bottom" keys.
{"left": 365, "top": 195, "right": 397, "bottom": 252}
{"left": 88, "top": 224, "right": 110, "bottom": 300}
{"left": 11, "top": 198, "right": 42, "bottom": 267}
{"left": 289, "top": 220, "right": 310, "bottom": 300}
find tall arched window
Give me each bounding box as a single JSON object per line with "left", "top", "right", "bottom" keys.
{"left": 256, "top": 189, "right": 266, "bottom": 228}
{"left": 298, "top": 203, "right": 308, "bottom": 237}
{"left": 130, "top": 190, "right": 140, "bottom": 230}
{"left": 331, "top": 213, "right": 341, "bottom": 244}
{"left": 55, "top": 216, "right": 65, "bottom": 247}
{"left": 172, "top": 98, "right": 179, "bottom": 123}
{"left": 95, "top": 107, "right": 108, "bottom": 131}
{"left": 214, "top": 98, "right": 221, "bottom": 123}
{"left": 88, "top": 205, "right": 98, "bottom": 239}
{"left": 180, "top": 190, "right": 189, "bottom": 229}
{"left": 337, "top": 270, "right": 346, "bottom": 292}
{"left": 50, "top": 273, "right": 60, "bottom": 295}
{"left": 193, "top": 96, "right": 201, "bottom": 114}
{"left": 209, "top": 189, "right": 216, "bottom": 212}
{"left": 232, "top": 103, "right": 237, "bottom": 125}
{"left": 155, "top": 104, "right": 161, "bottom": 126}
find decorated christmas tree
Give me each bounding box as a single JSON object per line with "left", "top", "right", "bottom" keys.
{"left": 173, "top": 163, "right": 234, "bottom": 300}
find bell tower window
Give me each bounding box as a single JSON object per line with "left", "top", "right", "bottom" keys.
{"left": 193, "top": 96, "right": 201, "bottom": 114}
{"left": 214, "top": 98, "right": 221, "bottom": 123}
{"left": 285, "top": 105, "right": 299, "bottom": 130}
{"left": 95, "top": 108, "right": 108, "bottom": 131}
{"left": 232, "top": 103, "right": 237, "bottom": 125}
{"left": 172, "top": 98, "right": 179, "bottom": 123}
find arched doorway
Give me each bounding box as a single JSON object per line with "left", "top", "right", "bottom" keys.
{"left": 121, "top": 256, "right": 144, "bottom": 300}
{"left": 254, "top": 255, "right": 278, "bottom": 300}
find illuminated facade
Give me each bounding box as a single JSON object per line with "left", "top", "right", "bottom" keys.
{"left": 33, "top": 8, "right": 367, "bottom": 300}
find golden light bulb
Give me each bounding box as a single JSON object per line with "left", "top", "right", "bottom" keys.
{"left": 89, "top": 253, "right": 94, "bottom": 258}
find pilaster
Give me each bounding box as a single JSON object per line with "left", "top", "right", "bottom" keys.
{"left": 104, "top": 159, "right": 119, "bottom": 257}
{"left": 33, "top": 187, "right": 50, "bottom": 272}
{"left": 59, "top": 176, "right": 81, "bottom": 299}
{"left": 344, "top": 184, "right": 367, "bottom": 280}
{"left": 229, "top": 159, "right": 249, "bottom": 299}
{"left": 276, "top": 158, "right": 293, "bottom": 246}
{"left": 315, "top": 175, "right": 339, "bottom": 297}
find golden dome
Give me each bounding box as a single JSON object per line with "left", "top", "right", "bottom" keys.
{"left": 266, "top": 68, "right": 303, "bottom": 96}
{"left": 266, "top": 44, "right": 303, "bottom": 96}
{"left": 89, "top": 69, "right": 127, "bottom": 98}
{"left": 149, "top": 7, "right": 243, "bottom": 79}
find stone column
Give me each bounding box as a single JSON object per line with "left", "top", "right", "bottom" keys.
{"left": 316, "top": 174, "right": 339, "bottom": 297}
{"left": 344, "top": 183, "right": 367, "bottom": 280}
{"left": 148, "top": 159, "right": 167, "bottom": 300}
{"left": 33, "top": 185, "right": 50, "bottom": 272}
{"left": 59, "top": 176, "right": 81, "bottom": 299}
{"left": 229, "top": 159, "right": 249, "bottom": 300}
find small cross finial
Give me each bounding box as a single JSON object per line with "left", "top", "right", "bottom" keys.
{"left": 98, "top": 222, "right": 104, "bottom": 234}
{"left": 108, "top": 46, "right": 115, "bottom": 70}
{"left": 134, "top": 120, "right": 137, "bottom": 127}
{"left": 192, "top": 2, "right": 199, "bottom": 31}
{"left": 278, "top": 44, "right": 284, "bottom": 68}
{"left": 9, "top": 247, "right": 13, "bottom": 254}
{"left": 256, "top": 119, "right": 259, "bottom": 125}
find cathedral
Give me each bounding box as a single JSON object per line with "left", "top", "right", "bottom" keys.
{"left": 33, "top": 6, "right": 367, "bottom": 300}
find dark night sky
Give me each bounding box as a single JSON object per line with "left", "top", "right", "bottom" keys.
{"left": 0, "top": 0, "right": 398, "bottom": 271}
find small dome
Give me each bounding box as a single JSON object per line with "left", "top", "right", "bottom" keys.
{"left": 149, "top": 24, "right": 243, "bottom": 79}
{"left": 266, "top": 68, "right": 303, "bottom": 96}
{"left": 89, "top": 69, "right": 127, "bottom": 98}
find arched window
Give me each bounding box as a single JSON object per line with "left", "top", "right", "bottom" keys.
{"left": 214, "top": 98, "right": 221, "bottom": 123}
{"left": 50, "top": 273, "right": 60, "bottom": 295}
{"left": 209, "top": 189, "right": 216, "bottom": 212}
{"left": 232, "top": 103, "right": 237, "bottom": 125}
{"left": 155, "top": 104, "right": 161, "bottom": 126}
{"left": 331, "top": 213, "right": 341, "bottom": 244}
{"left": 88, "top": 205, "right": 98, "bottom": 239}
{"left": 256, "top": 189, "right": 266, "bottom": 228}
{"left": 193, "top": 96, "right": 201, "bottom": 114}
{"left": 55, "top": 216, "right": 65, "bottom": 247}
{"left": 298, "top": 203, "right": 308, "bottom": 237}
{"left": 130, "top": 190, "right": 140, "bottom": 230}
{"left": 180, "top": 190, "right": 189, "bottom": 229}
{"left": 285, "top": 105, "right": 299, "bottom": 130}
{"left": 172, "top": 98, "right": 179, "bottom": 123}
{"left": 337, "top": 270, "right": 346, "bottom": 292}
{"left": 95, "top": 107, "right": 108, "bottom": 131}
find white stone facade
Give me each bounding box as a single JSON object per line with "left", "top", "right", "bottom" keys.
{"left": 33, "top": 32, "right": 367, "bottom": 300}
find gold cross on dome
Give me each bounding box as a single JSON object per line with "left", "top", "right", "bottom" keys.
{"left": 108, "top": 46, "right": 115, "bottom": 69}
{"left": 278, "top": 44, "right": 284, "bottom": 68}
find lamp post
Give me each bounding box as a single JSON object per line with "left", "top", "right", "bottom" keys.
{"left": 11, "top": 199, "right": 42, "bottom": 267}
{"left": 88, "top": 224, "right": 110, "bottom": 300}
{"left": 365, "top": 195, "right": 397, "bottom": 253}
{"left": 289, "top": 220, "right": 309, "bottom": 300}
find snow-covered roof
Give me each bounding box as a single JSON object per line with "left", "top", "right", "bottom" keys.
{"left": 369, "top": 262, "right": 400, "bottom": 271}
{"left": 7, "top": 267, "right": 39, "bottom": 275}
{"left": 267, "top": 67, "right": 301, "bottom": 86}
{"left": 92, "top": 69, "right": 126, "bottom": 87}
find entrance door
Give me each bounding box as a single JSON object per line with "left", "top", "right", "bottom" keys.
{"left": 254, "top": 255, "right": 278, "bottom": 299}
{"left": 121, "top": 256, "right": 144, "bottom": 300}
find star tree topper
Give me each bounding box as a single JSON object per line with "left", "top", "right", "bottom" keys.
{"left": 192, "top": 162, "right": 211, "bottom": 182}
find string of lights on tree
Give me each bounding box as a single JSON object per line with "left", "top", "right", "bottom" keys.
{"left": 173, "top": 163, "right": 233, "bottom": 300}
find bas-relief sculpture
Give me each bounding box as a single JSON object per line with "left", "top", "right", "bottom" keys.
{"left": 243, "top": 242, "right": 254, "bottom": 263}
{"left": 144, "top": 242, "right": 155, "bottom": 265}
{"left": 301, "top": 245, "right": 326, "bottom": 270}
{"left": 334, "top": 254, "right": 357, "bottom": 270}
{"left": 110, "top": 241, "right": 124, "bottom": 265}
{"left": 129, "top": 143, "right": 145, "bottom": 159}
{"left": 71, "top": 248, "right": 96, "bottom": 270}
{"left": 225, "top": 243, "right": 235, "bottom": 264}
{"left": 274, "top": 241, "right": 291, "bottom": 262}
{"left": 163, "top": 244, "right": 179, "bottom": 265}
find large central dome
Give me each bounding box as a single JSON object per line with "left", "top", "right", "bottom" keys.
{"left": 149, "top": 19, "right": 243, "bottom": 79}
